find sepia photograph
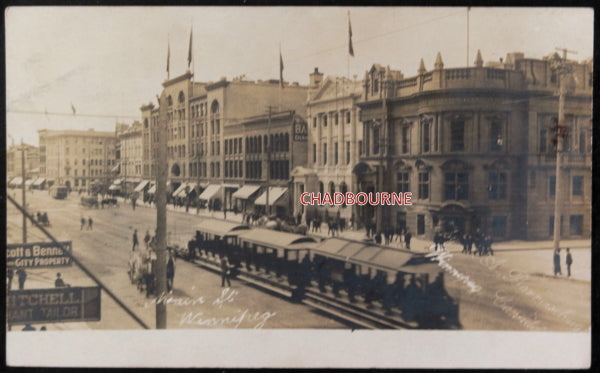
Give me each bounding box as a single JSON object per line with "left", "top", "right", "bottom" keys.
{"left": 5, "top": 5, "right": 593, "bottom": 368}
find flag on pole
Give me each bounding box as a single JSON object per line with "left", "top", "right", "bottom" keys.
{"left": 348, "top": 11, "right": 354, "bottom": 57}
{"left": 166, "top": 39, "right": 170, "bottom": 77}
{"left": 71, "top": 102, "right": 76, "bottom": 116}
{"left": 188, "top": 26, "right": 193, "bottom": 69}
{"left": 279, "top": 48, "right": 284, "bottom": 89}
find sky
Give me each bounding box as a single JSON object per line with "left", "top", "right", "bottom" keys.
{"left": 5, "top": 6, "right": 594, "bottom": 147}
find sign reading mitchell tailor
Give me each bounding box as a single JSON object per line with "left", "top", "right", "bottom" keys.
{"left": 6, "top": 241, "right": 73, "bottom": 268}
{"left": 7, "top": 286, "right": 101, "bottom": 325}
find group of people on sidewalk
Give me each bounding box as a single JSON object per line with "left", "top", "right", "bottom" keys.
{"left": 458, "top": 231, "right": 494, "bottom": 256}
{"left": 80, "top": 216, "right": 94, "bottom": 230}
{"left": 6, "top": 268, "right": 27, "bottom": 291}
{"left": 129, "top": 228, "right": 177, "bottom": 297}
{"left": 553, "top": 247, "right": 573, "bottom": 277}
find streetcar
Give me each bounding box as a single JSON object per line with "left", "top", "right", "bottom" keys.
{"left": 49, "top": 185, "right": 68, "bottom": 199}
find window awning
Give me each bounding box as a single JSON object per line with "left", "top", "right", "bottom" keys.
{"left": 25, "top": 179, "right": 35, "bottom": 186}
{"left": 237, "top": 228, "right": 316, "bottom": 252}
{"left": 195, "top": 219, "right": 250, "bottom": 237}
{"left": 311, "top": 238, "right": 422, "bottom": 273}
{"left": 134, "top": 180, "right": 150, "bottom": 192}
{"left": 111, "top": 163, "right": 120, "bottom": 173}
{"left": 254, "top": 187, "right": 288, "bottom": 206}
{"left": 172, "top": 182, "right": 188, "bottom": 197}
{"left": 112, "top": 179, "right": 122, "bottom": 185}
{"left": 198, "top": 184, "right": 221, "bottom": 201}
{"left": 232, "top": 184, "right": 261, "bottom": 200}
{"left": 33, "top": 178, "right": 46, "bottom": 186}
{"left": 108, "top": 184, "right": 121, "bottom": 191}
{"left": 147, "top": 182, "right": 169, "bottom": 195}
{"left": 10, "top": 177, "right": 23, "bottom": 185}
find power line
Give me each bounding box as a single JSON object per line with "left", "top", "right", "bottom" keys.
{"left": 7, "top": 109, "right": 139, "bottom": 120}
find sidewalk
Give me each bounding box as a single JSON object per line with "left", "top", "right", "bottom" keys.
{"left": 121, "top": 197, "right": 591, "bottom": 252}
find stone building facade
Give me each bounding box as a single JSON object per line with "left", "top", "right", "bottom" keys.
{"left": 355, "top": 51, "right": 592, "bottom": 240}
{"left": 38, "top": 129, "right": 118, "bottom": 191}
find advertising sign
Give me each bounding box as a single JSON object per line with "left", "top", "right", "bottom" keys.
{"left": 7, "top": 286, "right": 101, "bottom": 325}
{"left": 6, "top": 241, "right": 73, "bottom": 268}
{"left": 293, "top": 120, "right": 308, "bottom": 141}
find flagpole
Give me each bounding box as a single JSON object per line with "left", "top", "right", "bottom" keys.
{"left": 467, "top": 7, "right": 470, "bottom": 67}
{"left": 279, "top": 43, "right": 282, "bottom": 112}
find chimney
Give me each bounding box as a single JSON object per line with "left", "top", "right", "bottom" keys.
{"left": 309, "top": 67, "right": 324, "bottom": 88}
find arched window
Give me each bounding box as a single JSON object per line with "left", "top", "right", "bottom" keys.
{"left": 318, "top": 181, "right": 324, "bottom": 195}
{"left": 178, "top": 91, "right": 185, "bottom": 103}
{"left": 329, "top": 181, "right": 335, "bottom": 195}
{"left": 144, "top": 118, "right": 148, "bottom": 129}
{"left": 167, "top": 95, "right": 173, "bottom": 106}
{"left": 284, "top": 133, "right": 289, "bottom": 151}
{"left": 264, "top": 135, "right": 268, "bottom": 152}
{"left": 210, "top": 100, "right": 220, "bottom": 114}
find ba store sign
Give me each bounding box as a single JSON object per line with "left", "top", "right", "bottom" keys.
{"left": 293, "top": 120, "right": 308, "bottom": 141}
{"left": 7, "top": 286, "right": 101, "bottom": 324}
{"left": 6, "top": 241, "right": 73, "bottom": 268}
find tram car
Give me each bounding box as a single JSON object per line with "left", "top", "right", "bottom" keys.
{"left": 187, "top": 221, "right": 460, "bottom": 329}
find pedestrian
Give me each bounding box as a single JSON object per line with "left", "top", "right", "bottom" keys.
{"left": 166, "top": 249, "right": 175, "bottom": 293}
{"left": 132, "top": 229, "right": 139, "bottom": 251}
{"left": 80, "top": 217, "right": 86, "bottom": 230}
{"left": 220, "top": 256, "right": 232, "bottom": 287}
{"left": 404, "top": 230, "right": 412, "bottom": 250}
{"left": 7, "top": 268, "right": 14, "bottom": 291}
{"left": 54, "top": 272, "right": 66, "bottom": 288}
{"left": 144, "top": 230, "right": 151, "bottom": 250}
{"left": 223, "top": 208, "right": 227, "bottom": 220}
{"left": 88, "top": 216, "right": 93, "bottom": 230}
{"left": 132, "top": 197, "right": 137, "bottom": 211}
{"left": 565, "top": 248, "right": 573, "bottom": 277}
{"left": 350, "top": 213, "right": 355, "bottom": 231}
{"left": 17, "top": 268, "right": 27, "bottom": 290}
{"left": 40, "top": 326, "right": 47, "bottom": 331}
{"left": 553, "top": 248, "right": 562, "bottom": 276}
{"left": 374, "top": 232, "right": 382, "bottom": 244}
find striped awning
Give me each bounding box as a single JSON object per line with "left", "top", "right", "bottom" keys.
{"left": 33, "top": 178, "right": 46, "bottom": 186}
{"left": 254, "top": 187, "right": 288, "bottom": 206}
{"left": 134, "top": 180, "right": 150, "bottom": 192}
{"left": 232, "top": 184, "right": 261, "bottom": 200}
{"left": 198, "top": 184, "right": 221, "bottom": 201}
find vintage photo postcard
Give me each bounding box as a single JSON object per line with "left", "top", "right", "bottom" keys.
{"left": 5, "top": 6, "right": 592, "bottom": 368}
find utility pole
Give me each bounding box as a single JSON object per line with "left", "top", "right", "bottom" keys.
{"left": 155, "top": 94, "right": 168, "bottom": 329}
{"left": 21, "top": 139, "right": 27, "bottom": 244}
{"left": 266, "top": 106, "right": 272, "bottom": 216}
{"left": 551, "top": 48, "right": 576, "bottom": 251}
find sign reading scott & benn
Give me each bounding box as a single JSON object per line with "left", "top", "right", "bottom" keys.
{"left": 6, "top": 241, "right": 73, "bottom": 268}
{"left": 7, "top": 286, "right": 101, "bottom": 325}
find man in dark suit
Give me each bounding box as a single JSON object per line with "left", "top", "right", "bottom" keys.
{"left": 565, "top": 248, "right": 573, "bottom": 277}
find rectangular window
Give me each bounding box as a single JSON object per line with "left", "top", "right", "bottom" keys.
{"left": 346, "top": 141, "right": 351, "bottom": 164}
{"left": 422, "top": 120, "right": 430, "bottom": 153}
{"left": 549, "top": 215, "right": 564, "bottom": 236}
{"left": 359, "top": 140, "right": 364, "bottom": 155}
{"left": 491, "top": 216, "right": 507, "bottom": 237}
{"left": 334, "top": 142, "right": 338, "bottom": 165}
{"left": 402, "top": 126, "right": 409, "bottom": 154}
{"left": 418, "top": 172, "right": 429, "bottom": 199}
{"left": 540, "top": 129, "right": 547, "bottom": 153}
{"left": 572, "top": 176, "right": 583, "bottom": 196}
{"left": 569, "top": 215, "right": 583, "bottom": 236}
{"left": 488, "top": 172, "right": 507, "bottom": 200}
{"left": 417, "top": 214, "right": 425, "bottom": 235}
{"left": 334, "top": 113, "right": 339, "bottom": 125}
{"left": 549, "top": 175, "right": 556, "bottom": 197}
{"left": 322, "top": 115, "right": 327, "bottom": 127}
{"left": 444, "top": 172, "right": 469, "bottom": 200}
{"left": 450, "top": 120, "right": 465, "bottom": 151}
{"left": 579, "top": 132, "right": 586, "bottom": 153}
{"left": 323, "top": 143, "right": 327, "bottom": 165}
{"left": 313, "top": 144, "right": 317, "bottom": 164}
{"left": 313, "top": 117, "right": 317, "bottom": 128}
{"left": 490, "top": 120, "right": 503, "bottom": 152}
{"left": 373, "top": 127, "right": 380, "bottom": 154}
{"left": 396, "top": 172, "right": 409, "bottom": 194}
{"left": 346, "top": 111, "right": 351, "bottom": 124}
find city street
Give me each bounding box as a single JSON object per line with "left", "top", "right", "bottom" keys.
{"left": 7, "top": 188, "right": 591, "bottom": 331}
{"left": 6, "top": 189, "right": 346, "bottom": 330}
